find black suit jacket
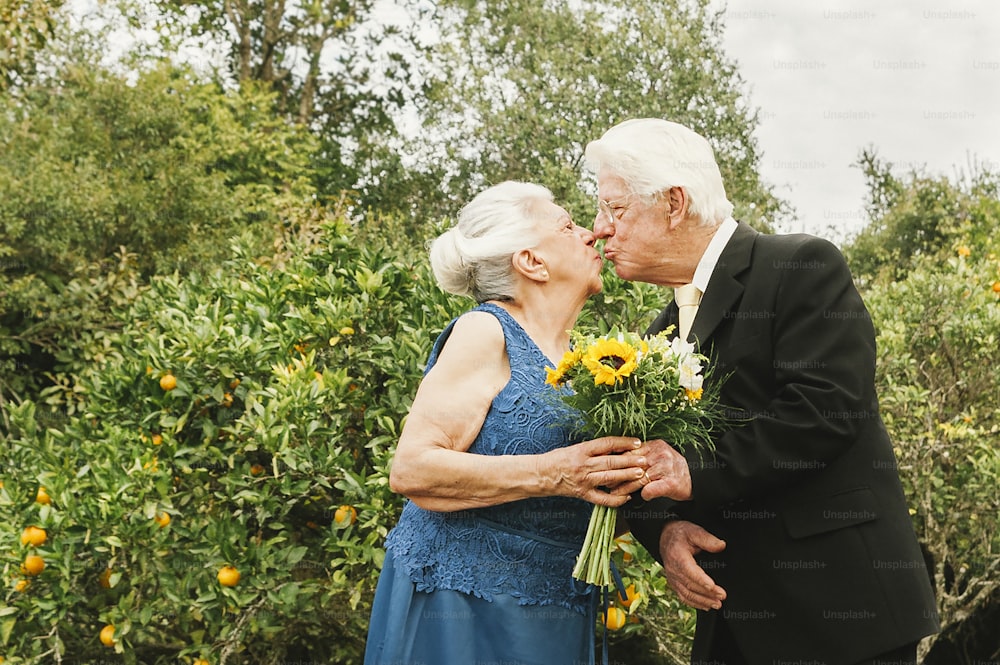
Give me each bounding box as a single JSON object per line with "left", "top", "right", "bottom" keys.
{"left": 624, "top": 222, "right": 939, "bottom": 664}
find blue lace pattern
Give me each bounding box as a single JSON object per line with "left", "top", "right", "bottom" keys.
{"left": 384, "top": 303, "right": 595, "bottom": 614}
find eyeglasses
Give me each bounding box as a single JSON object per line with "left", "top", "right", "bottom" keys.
{"left": 596, "top": 194, "right": 637, "bottom": 227}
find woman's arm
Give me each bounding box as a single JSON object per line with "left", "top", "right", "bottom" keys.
{"left": 389, "top": 311, "right": 646, "bottom": 512}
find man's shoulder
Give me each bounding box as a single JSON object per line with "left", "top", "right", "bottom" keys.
{"left": 754, "top": 229, "right": 833, "bottom": 249}
{"left": 751, "top": 230, "right": 846, "bottom": 263}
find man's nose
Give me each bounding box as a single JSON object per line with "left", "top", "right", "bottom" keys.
{"left": 592, "top": 213, "right": 614, "bottom": 239}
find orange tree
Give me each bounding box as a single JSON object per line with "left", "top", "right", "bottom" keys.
{"left": 0, "top": 211, "right": 465, "bottom": 663}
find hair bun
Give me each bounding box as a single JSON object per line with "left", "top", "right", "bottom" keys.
{"left": 429, "top": 227, "right": 475, "bottom": 297}
{"left": 428, "top": 181, "right": 553, "bottom": 302}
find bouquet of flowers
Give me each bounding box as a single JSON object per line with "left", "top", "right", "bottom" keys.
{"left": 545, "top": 327, "right": 727, "bottom": 587}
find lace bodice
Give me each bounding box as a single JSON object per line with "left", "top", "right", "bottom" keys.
{"left": 384, "top": 303, "right": 594, "bottom": 613}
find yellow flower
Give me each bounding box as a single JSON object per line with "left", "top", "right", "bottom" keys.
{"left": 957, "top": 246, "right": 971, "bottom": 257}
{"left": 546, "top": 349, "right": 581, "bottom": 387}
{"left": 685, "top": 388, "right": 704, "bottom": 402}
{"left": 583, "top": 338, "right": 639, "bottom": 386}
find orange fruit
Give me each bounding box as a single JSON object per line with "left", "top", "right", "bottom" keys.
{"left": 155, "top": 511, "right": 171, "bottom": 528}
{"left": 99, "top": 568, "right": 113, "bottom": 589}
{"left": 35, "top": 486, "right": 51, "bottom": 505}
{"left": 992, "top": 281, "right": 1000, "bottom": 293}
{"left": 619, "top": 583, "right": 641, "bottom": 608}
{"left": 193, "top": 659, "right": 210, "bottom": 665}
{"left": 221, "top": 392, "right": 233, "bottom": 407}
{"left": 99, "top": 624, "right": 115, "bottom": 647}
{"left": 249, "top": 464, "right": 265, "bottom": 477}
{"left": 21, "top": 525, "right": 47, "bottom": 547}
{"left": 151, "top": 433, "right": 163, "bottom": 446}
{"left": 22, "top": 554, "right": 45, "bottom": 576}
{"left": 217, "top": 565, "right": 241, "bottom": 587}
{"left": 603, "top": 606, "right": 627, "bottom": 630}
{"left": 229, "top": 378, "right": 241, "bottom": 389}
{"left": 159, "top": 374, "right": 177, "bottom": 391}
{"left": 334, "top": 505, "right": 357, "bottom": 527}
{"left": 14, "top": 578, "right": 29, "bottom": 592}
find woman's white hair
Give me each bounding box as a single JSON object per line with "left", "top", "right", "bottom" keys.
{"left": 429, "top": 181, "right": 553, "bottom": 303}
{"left": 584, "top": 118, "right": 734, "bottom": 226}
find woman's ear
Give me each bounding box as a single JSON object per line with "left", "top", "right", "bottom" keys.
{"left": 665, "top": 186, "right": 689, "bottom": 229}
{"left": 511, "top": 248, "right": 549, "bottom": 283}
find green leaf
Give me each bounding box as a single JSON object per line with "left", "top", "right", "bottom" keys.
{"left": 1, "top": 617, "right": 15, "bottom": 646}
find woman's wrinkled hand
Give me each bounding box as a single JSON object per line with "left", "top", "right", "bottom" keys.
{"left": 542, "top": 436, "right": 649, "bottom": 507}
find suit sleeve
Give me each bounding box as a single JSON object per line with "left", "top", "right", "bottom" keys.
{"left": 688, "top": 236, "right": 878, "bottom": 507}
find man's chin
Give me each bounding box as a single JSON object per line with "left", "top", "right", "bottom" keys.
{"left": 610, "top": 262, "right": 633, "bottom": 281}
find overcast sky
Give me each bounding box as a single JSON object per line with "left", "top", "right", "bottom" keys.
{"left": 711, "top": 0, "right": 1000, "bottom": 244}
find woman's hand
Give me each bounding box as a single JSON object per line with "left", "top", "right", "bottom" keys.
{"left": 539, "top": 436, "right": 649, "bottom": 507}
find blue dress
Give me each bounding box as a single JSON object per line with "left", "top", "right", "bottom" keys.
{"left": 364, "top": 303, "right": 597, "bottom": 665}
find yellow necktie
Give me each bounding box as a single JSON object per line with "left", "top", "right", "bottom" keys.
{"left": 674, "top": 284, "right": 702, "bottom": 340}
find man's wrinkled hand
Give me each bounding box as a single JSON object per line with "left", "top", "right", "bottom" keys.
{"left": 659, "top": 520, "right": 727, "bottom": 611}
{"left": 612, "top": 439, "right": 692, "bottom": 501}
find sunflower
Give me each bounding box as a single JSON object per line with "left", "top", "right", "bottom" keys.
{"left": 545, "top": 349, "right": 582, "bottom": 387}
{"left": 582, "top": 338, "right": 640, "bottom": 386}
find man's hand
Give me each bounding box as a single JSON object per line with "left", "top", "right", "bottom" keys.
{"left": 659, "top": 520, "right": 727, "bottom": 611}
{"left": 613, "top": 439, "right": 693, "bottom": 501}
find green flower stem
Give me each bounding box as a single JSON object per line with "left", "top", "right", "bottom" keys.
{"left": 573, "top": 503, "right": 618, "bottom": 587}
{"left": 587, "top": 507, "right": 605, "bottom": 583}
{"left": 573, "top": 507, "right": 599, "bottom": 580}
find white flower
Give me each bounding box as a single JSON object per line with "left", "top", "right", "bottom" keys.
{"left": 677, "top": 354, "right": 704, "bottom": 391}
{"left": 645, "top": 333, "right": 674, "bottom": 358}
{"left": 670, "top": 337, "right": 696, "bottom": 358}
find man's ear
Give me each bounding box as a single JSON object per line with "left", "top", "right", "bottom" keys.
{"left": 512, "top": 248, "right": 549, "bottom": 283}
{"left": 665, "top": 186, "right": 689, "bottom": 229}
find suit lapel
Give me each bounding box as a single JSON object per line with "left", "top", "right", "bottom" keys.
{"left": 689, "top": 222, "right": 757, "bottom": 344}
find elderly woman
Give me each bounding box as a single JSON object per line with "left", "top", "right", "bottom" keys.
{"left": 363, "top": 181, "right": 649, "bottom": 665}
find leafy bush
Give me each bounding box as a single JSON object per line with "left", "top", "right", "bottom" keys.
{"left": 865, "top": 248, "right": 1000, "bottom": 659}
{"left": 0, "top": 61, "right": 319, "bottom": 404}
{"left": 845, "top": 151, "right": 1000, "bottom": 284}
{"left": 849, "top": 161, "right": 1000, "bottom": 660}
{"left": 1, "top": 211, "right": 452, "bottom": 663}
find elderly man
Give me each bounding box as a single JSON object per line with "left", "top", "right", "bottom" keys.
{"left": 587, "top": 118, "right": 939, "bottom": 665}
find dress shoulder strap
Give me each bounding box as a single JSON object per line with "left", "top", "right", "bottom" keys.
{"left": 423, "top": 302, "right": 532, "bottom": 375}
